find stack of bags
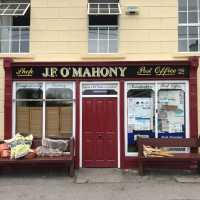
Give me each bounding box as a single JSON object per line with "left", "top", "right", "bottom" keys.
{"left": 0, "top": 143, "right": 10, "bottom": 158}
{"left": 4, "top": 133, "right": 36, "bottom": 159}
{"left": 143, "top": 145, "right": 174, "bottom": 158}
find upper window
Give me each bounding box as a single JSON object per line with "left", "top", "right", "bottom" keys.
{"left": 88, "top": 2, "right": 121, "bottom": 15}
{"left": 178, "top": 0, "right": 200, "bottom": 52}
{"left": 88, "top": 0, "right": 120, "bottom": 54}
{"left": 0, "top": 0, "right": 30, "bottom": 53}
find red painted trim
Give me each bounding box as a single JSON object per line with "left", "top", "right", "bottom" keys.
{"left": 189, "top": 57, "right": 199, "bottom": 139}
{"left": 120, "top": 80, "right": 125, "bottom": 168}
{"left": 4, "top": 58, "right": 13, "bottom": 139}
{"left": 75, "top": 80, "right": 80, "bottom": 168}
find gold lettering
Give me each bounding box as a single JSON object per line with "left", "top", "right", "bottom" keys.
{"left": 91, "top": 67, "right": 100, "bottom": 77}
{"left": 42, "top": 68, "right": 49, "bottom": 77}
{"left": 82, "top": 68, "right": 91, "bottom": 77}
{"left": 72, "top": 68, "right": 82, "bottom": 77}
{"left": 118, "top": 67, "right": 127, "bottom": 77}
{"left": 100, "top": 67, "right": 110, "bottom": 77}
{"left": 137, "top": 66, "right": 152, "bottom": 75}
{"left": 109, "top": 67, "right": 118, "bottom": 77}
{"left": 155, "top": 66, "right": 176, "bottom": 76}
{"left": 50, "top": 68, "right": 58, "bottom": 77}
{"left": 60, "top": 67, "right": 70, "bottom": 77}
{"left": 16, "top": 68, "right": 33, "bottom": 77}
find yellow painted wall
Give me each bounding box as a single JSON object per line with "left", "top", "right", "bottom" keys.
{"left": 0, "top": 0, "right": 199, "bottom": 138}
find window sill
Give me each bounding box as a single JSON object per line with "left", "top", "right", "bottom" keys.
{"left": 0, "top": 53, "right": 34, "bottom": 59}
{"left": 81, "top": 53, "right": 126, "bottom": 60}
{"left": 173, "top": 52, "right": 200, "bottom": 58}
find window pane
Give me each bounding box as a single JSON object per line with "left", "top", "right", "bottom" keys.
{"left": 21, "top": 28, "right": 29, "bottom": 40}
{"left": 99, "top": 4, "right": 109, "bottom": 13}
{"left": 0, "top": 27, "right": 10, "bottom": 40}
{"left": 189, "top": 26, "right": 198, "bottom": 38}
{"left": 16, "top": 101, "right": 42, "bottom": 138}
{"left": 12, "top": 27, "right": 20, "bottom": 40}
{"left": 20, "top": 40, "right": 29, "bottom": 53}
{"left": 99, "top": 27, "right": 108, "bottom": 39}
{"left": 89, "top": 27, "right": 98, "bottom": 39}
{"left": 99, "top": 39, "right": 108, "bottom": 53}
{"left": 178, "top": 0, "right": 187, "bottom": 11}
{"left": 11, "top": 41, "right": 19, "bottom": 53}
{"left": 46, "top": 101, "right": 73, "bottom": 139}
{"left": 158, "top": 90, "right": 185, "bottom": 139}
{"left": 109, "top": 40, "right": 118, "bottom": 52}
{"left": 189, "top": 39, "right": 198, "bottom": 51}
{"left": 46, "top": 83, "right": 73, "bottom": 99}
{"left": 178, "top": 39, "right": 187, "bottom": 51}
{"left": 90, "top": 4, "right": 98, "bottom": 8}
{"left": 109, "top": 27, "right": 118, "bottom": 39}
{"left": 88, "top": 39, "right": 98, "bottom": 53}
{"left": 0, "top": 41, "right": 9, "bottom": 53}
{"left": 16, "top": 83, "right": 43, "bottom": 99}
{"left": 179, "top": 12, "right": 187, "bottom": 23}
{"left": 188, "top": 12, "right": 198, "bottom": 23}
{"left": 178, "top": 26, "right": 187, "bottom": 38}
{"left": 127, "top": 89, "right": 155, "bottom": 153}
{"left": 188, "top": 0, "right": 198, "bottom": 11}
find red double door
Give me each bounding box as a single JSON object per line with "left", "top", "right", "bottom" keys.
{"left": 82, "top": 98, "right": 118, "bottom": 167}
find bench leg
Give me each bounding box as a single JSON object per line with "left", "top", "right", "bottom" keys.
{"left": 68, "top": 161, "right": 75, "bottom": 177}
{"left": 138, "top": 161, "right": 144, "bottom": 176}
{"left": 190, "top": 161, "right": 198, "bottom": 173}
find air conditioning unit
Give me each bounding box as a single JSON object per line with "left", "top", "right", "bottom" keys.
{"left": 126, "top": 6, "right": 139, "bottom": 15}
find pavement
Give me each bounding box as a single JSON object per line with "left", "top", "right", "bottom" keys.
{"left": 0, "top": 168, "right": 200, "bottom": 200}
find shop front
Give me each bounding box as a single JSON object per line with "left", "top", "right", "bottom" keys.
{"left": 4, "top": 58, "right": 198, "bottom": 168}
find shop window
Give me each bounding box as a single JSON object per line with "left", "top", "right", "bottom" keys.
{"left": 127, "top": 88, "right": 155, "bottom": 153}
{"left": 13, "top": 82, "right": 74, "bottom": 139}
{"left": 88, "top": 0, "right": 120, "bottom": 53}
{"left": 126, "top": 82, "right": 187, "bottom": 154}
{"left": 15, "top": 83, "right": 43, "bottom": 138}
{"left": 45, "top": 83, "right": 73, "bottom": 139}
{"left": 0, "top": 0, "right": 30, "bottom": 53}
{"left": 178, "top": 0, "right": 200, "bottom": 52}
{"left": 158, "top": 89, "right": 185, "bottom": 138}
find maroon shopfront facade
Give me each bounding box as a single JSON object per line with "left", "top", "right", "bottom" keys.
{"left": 3, "top": 57, "right": 199, "bottom": 169}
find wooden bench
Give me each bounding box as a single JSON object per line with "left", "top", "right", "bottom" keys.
{"left": 137, "top": 137, "right": 200, "bottom": 175}
{"left": 0, "top": 137, "right": 75, "bottom": 177}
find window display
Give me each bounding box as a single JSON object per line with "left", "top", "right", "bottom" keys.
{"left": 14, "top": 82, "right": 74, "bottom": 139}
{"left": 126, "top": 82, "right": 187, "bottom": 154}
{"left": 158, "top": 89, "right": 185, "bottom": 138}
{"left": 127, "top": 84, "right": 155, "bottom": 153}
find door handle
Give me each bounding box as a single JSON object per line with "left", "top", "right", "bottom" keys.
{"left": 98, "top": 134, "right": 102, "bottom": 138}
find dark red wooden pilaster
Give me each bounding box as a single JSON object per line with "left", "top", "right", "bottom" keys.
{"left": 75, "top": 80, "right": 80, "bottom": 168}
{"left": 189, "top": 56, "right": 199, "bottom": 139}
{"left": 120, "top": 80, "right": 125, "bottom": 168}
{"left": 3, "top": 58, "right": 13, "bottom": 139}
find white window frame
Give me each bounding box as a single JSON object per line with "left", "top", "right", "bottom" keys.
{"left": 178, "top": 0, "right": 200, "bottom": 52}
{"left": 88, "top": 3, "right": 121, "bottom": 15}
{"left": 88, "top": 25, "right": 118, "bottom": 54}
{"left": 12, "top": 81, "right": 76, "bottom": 140}
{"left": 124, "top": 80, "right": 190, "bottom": 157}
